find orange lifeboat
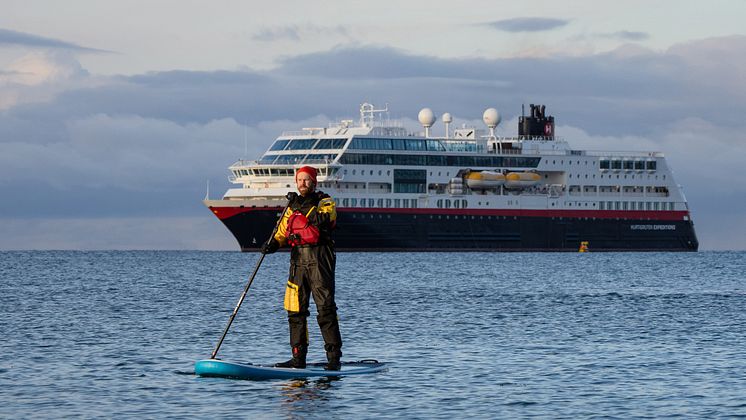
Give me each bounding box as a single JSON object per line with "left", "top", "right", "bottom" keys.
{"left": 504, "top": 172, "right": 540, "bottom": 189}
{"left": 465, "top": 171, "right": 505, "bottom": 189}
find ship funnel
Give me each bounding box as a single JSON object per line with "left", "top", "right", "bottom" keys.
{"left": 418, "top": 108, "right": 436, "bottom": 138}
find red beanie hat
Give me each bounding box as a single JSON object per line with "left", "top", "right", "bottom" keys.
{"left": 295, "top": 166, "right": 317, "bottom": 183}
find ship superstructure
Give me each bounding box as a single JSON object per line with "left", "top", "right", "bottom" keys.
{"left": 205, "top": 103, "right": 698, "bottom": 251}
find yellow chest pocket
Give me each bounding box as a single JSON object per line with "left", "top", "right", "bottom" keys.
{"left": 284, "top": 281, "right": 300, "bottom": 312}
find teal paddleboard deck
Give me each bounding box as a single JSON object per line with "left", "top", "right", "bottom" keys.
{"left": 194, "top": 359, "right": 386, "bottom": 380}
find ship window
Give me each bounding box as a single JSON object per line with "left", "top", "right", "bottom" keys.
{"left": 646, "top": 202, "right": 652, "bottom": 210}
{"left": 285, "top": 139, "right": 317, "bottom": 150}
{"left": 259, "top": 154, "right": 279, "bottom": 164}
{"left": 304, "top": 154, "right": 337, "bottom": 164}
{"left": 411, "top": 199, "right": 418, "bottom": 208}
{"left": 269, "top": 140, "right": 290, "bottom": 151}
{"left": 599, "top": 159, "right": 610, "bottom": 169}
{"left": 369, "top": 199, "right": 374, "bottom": 207}
{"left": 646, "top": 161, "right": 657, "bottom": 170}
{"left": 454, "top": 200, "right": 460, "bottom": 209}
{"left": 615, "top": 202, "right": 621, "bottom": 210}
{"left": 436, "top": 199, "right": 442, "bottom": 208}
{"left": 275, "top": 154, "right": 306, "bottom": 164}
{"left": 623, "top": 160, "right": 634, "bottom": 170}
{"left": 611, "top": 160, "right": 622, "bottom": 170}
{"left": 654, "top": 202, "right": 660, "bottom": 211}
{"left": 630, "top": 202, "right": 636, "bottom": 210}
{"left": 386, "top": 199, "right": 392, "bottom": 207}
{"left": 426, "top": 140, "right": 446, "bottom": 151}
{"left": 402, "top": 199, "right": 409, "bottom": 208}
{"left": 623, "top": 202, "right": 628, "bottom": 210}
{"left": 342, "top": 198, "right": 348, "bottom": 207}
{"left": 394, "top": 199, "right": 401, "bottom": 207}
{"left": 351, "top": 198, "right": 357, "bottom": 207}
{"left": 462, "top": 200, "right": 467, "bottom": 209}
{"left": 314, "top": 138, "right": 347, "bottom": 149}
{"left": 352, "top": 170, "right": 356, "bottom": 175}
{"left": 599, "top": 202, "right": 605, "bottom": 210}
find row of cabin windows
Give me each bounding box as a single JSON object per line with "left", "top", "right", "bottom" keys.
{"left": 340, "top": 198, "right": 418, "bottom": 208}
{"left": 568, "top": 185, "right": 669, "bottom": 195}
{"left": 348, "top": 137, "right": 479, "bottom": 152}
{"left": 345, "top": 169, "right": 456, "bottom": 178}
{"left": 598, "top": 201, "right": 675, "bottom": 211}
{"left": 599, "top": 159, "right": 657, "bottom": 171}
{"left": 235, "top": 167, "right": 336, "bottom": 177}
{"left": 339, "top": 153, "right": 541, "bottom": 168}
{"left": 568, "top": 173, "right": 665, "bottom": 180}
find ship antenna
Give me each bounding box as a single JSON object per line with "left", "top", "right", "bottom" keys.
{"left": 205, "top": 179, "right": 210, "bottom": 200}
{"left": 483, "top": 108, "right": 502, "bottom": 153}
{"left": 243, "top": 121, "right": 248, "bottom": 160}
{"left": 418, "top": 108, "right": 436, "bottom": 138}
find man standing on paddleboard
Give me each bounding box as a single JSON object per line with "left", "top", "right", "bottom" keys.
{"left": 260, "top": 166, "right": 343, "bottom": 371}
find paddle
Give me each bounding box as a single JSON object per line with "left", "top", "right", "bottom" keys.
{"left": 209, "top": 193, "right": 295, "bottom": 359}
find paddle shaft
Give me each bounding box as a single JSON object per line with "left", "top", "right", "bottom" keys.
{"left": 210, "top": 202, "right": 290, "bottom": 359}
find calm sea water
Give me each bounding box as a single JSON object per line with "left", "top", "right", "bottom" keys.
{"left": 1, "top": 251, "right": 745, "bottom": 419}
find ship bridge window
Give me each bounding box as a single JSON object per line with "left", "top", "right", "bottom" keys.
{"left": 646, "top": 161, "right": 657, "bottom": 171}
{"left": 259, "top": 154, "right": 278, "bottom": 164}
{"left": 599, "top": 159, "right": 609, "bottom": 169}
{"left": 623, "top": 160, "right": 634, "bottom": 170}
{"left": 269, "top": 140, "right": 290, "bottom": 151}
{"left": 611, "top": 160, "right": 622, "bottom": 170}
{"left": 635, "top": 160, "right": 645, "bottom": 170}
{"left": 285, "top": 139, "right": 317, "bottom": 150}
{"left": 314, "top": 138, "right": 348, "bottom": 149}
{"left": 274, "top": 154, "right": 306, "bottom": 164}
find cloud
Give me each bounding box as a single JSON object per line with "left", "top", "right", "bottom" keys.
{"left": 0, "top": 28, "right": 111, "bottom": 53}
{"left": 486, "top": 17, "right": 570, "bottom": 33}
{"left": 601, "top": 31, "right": 650, "bottom": 41}
{"left": 252, "top": 24, "right": 349, "bottom": 42}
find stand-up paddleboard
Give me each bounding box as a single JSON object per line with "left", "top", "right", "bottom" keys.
{"left": 195, "top": 359, "right": 386, "bottom": 380}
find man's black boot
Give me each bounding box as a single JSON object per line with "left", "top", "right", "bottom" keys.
{"left": 324, "top": 352, "right": 341, "bottom": 371}
{"left": 275, "top": 345, "right": 307, "bottom": 369}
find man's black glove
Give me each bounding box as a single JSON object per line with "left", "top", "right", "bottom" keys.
{"left": 261, "top": 238, "right": 280, "bottom": 254}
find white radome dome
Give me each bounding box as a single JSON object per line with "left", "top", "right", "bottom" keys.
{"left": 442, "top": 112, "right": 452, "bottom": 123}
{"left": 418, "top": 108, "right": 436, "bottom": 127}
{"left": 482, "top": 108, "right": 501, "bottom": 128}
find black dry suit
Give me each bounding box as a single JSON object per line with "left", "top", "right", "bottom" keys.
{"left": 273, "top": 191, "right": 342, "bottom": 361}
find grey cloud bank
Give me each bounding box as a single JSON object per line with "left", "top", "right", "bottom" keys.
{"left": 0, "top": 28, "right": 110, "bottom": 53}
{"left": 487, "top": 17, "right": 570, "bottom": 32}
{"left": 1, "top": 36, "right": 744, "bottom": 250}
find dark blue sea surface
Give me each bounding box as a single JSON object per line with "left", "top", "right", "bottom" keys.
{"left": 1, "top": 251, "right": 745, "bottom": 418}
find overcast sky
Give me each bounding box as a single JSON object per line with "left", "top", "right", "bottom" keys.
{"left": 1, "top": 0, "right": 745, "bottom": 250}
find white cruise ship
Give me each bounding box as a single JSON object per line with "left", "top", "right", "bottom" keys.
{"left": 204, "top": 103, "right": 698, "bottom": 251}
